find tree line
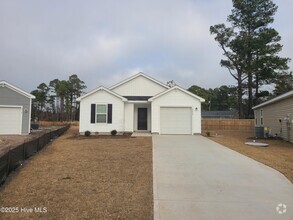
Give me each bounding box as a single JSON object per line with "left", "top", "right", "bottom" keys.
{"left": 31, "top": 74, "right": 86, "bottom": 121}
{"left": 188, "top": 85, "right": 238, "bottom": 112}
{"left": 210, "top": 0, "right": 292, "bottom": 118}
{"left": 31, "top": 73, "right": 290, "bottom": 122}
{"left": 187, "top": 82, "right": 290, "bottom": 115}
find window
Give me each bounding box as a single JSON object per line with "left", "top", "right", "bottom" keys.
{"left": 96, "top": 104, "right": 107, "bottom": 123}
{"left": 254, "top": 110, "right": 258, "bottom": 125}
{"left": 260, "top": 109, "right": 263, "bottom": 125}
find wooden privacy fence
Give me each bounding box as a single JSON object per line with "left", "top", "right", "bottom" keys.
{"left": 202, "top": 119, "right": 254, "bottom": 131}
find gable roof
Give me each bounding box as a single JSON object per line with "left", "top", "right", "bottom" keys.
{"left": 0, "top": 80, "right": 35, "bottom": 99}
{"left": 148, "top": 85, "right": 205, "bottom": 102}
{"left": 76, "top": 86, "right": 127, "bottom": 101}
{"left": 252, "top": 90, "right": 293, "bottom": 109}
{"left": 109, "top": 72, "right": 169, "bottom": 90}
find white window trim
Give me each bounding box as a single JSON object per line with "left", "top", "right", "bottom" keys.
{"left": 96, "top": 104, "right": 107, "bottom": 124}
{"left": 260, "top": 109, "right": 263, "bottom": 126}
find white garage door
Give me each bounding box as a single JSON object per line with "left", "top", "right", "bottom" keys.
{"left": 0, "top": 106, "right": 22, "bottom": 135}
{"left": 160, "top": 107, "right": 192, "bottom": 134}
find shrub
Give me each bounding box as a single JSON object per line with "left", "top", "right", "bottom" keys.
{"left": 85, "top": 130, "right": 91, "bottom": 137}
{"left": 206, "top": 131, "right": 211, "bottom": 137}
{"left": 111, "top": 130, "right": 117, "bottom": 136}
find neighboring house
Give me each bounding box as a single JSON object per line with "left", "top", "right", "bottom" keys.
{"left": 77, "top": 72, "right": 205, "bottom": 135}
{"left": 252, "top": 90, "right": 293, "bottom": 143}
{"left": 202, "top": 110, "right": 238, "bottom": 118}
{"left": 0, "top": 81, "right": 35, "bottom": 135}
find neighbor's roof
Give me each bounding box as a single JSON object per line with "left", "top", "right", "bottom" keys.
{"left": 109, "top": 72, "right": 169, "bottom": 90}
{"left": 76, "top": 86, "right": 127, "bottom": 101}
{"left": 148, "top": 85, "right": 205, "bottom": 102}
{"left": 252, "top": 90, "right": 293, "bottom": 109}
{"left": 202, "top": 111, "right": 237, "bottom": 117}
{"left": 0, "top": 80, "right": 35, "bottom": 99}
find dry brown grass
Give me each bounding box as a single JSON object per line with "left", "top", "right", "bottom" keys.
{"left": 204, "top": 130, "right": 293, "bottom": 183}
{"left": 0, "top": 127, "right": 153, "bottom": 220}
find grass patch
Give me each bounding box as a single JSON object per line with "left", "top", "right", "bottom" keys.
{"left": 205, "top": 130, "right": 293, "bottom": 183}
{"left": 0, "top": 127, "right": 153, "bottom": 219}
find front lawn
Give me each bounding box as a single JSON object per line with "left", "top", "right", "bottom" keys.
{"left": 0, "top": 127, "right": 153, "bottom": 219}
{"left": 205, "top": 130, "right": 293, "bottom": 183}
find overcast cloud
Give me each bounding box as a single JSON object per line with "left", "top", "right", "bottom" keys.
{"left": 0, "top": 0, "right": 292, "bottom": 92}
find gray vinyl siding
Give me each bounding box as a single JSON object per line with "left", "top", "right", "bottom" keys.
{"left": 255, "top": 97, "right": 293, "bottom": 143}
{"left": 0, "top": 86, "right": 31, "bottom": 134}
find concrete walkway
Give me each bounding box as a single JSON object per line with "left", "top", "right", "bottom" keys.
{"left": 153, "top": 135, "right": 293, "bottom": 220}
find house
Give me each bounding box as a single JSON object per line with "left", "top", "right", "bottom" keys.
{"left": 77, "top": 72, "right": 205, "bottom": 135}
{"left": 0, "top": 81, "right": 35, "bottom": 135}
{"left": 252, "top": 90, "right": 293, "bottom": 143}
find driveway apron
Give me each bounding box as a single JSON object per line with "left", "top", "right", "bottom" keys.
{"left": 152, "top": 135, "right": 293, "bottom": 220}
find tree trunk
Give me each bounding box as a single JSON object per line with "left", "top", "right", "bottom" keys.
{"left": 237, "top": 77, "right": 244, "bottom": 119}
{"left": 255, "top": 71, "right": 259, "bottom": 105}
{"left": 247, "top": 72, "right": 253, "bottom": 118}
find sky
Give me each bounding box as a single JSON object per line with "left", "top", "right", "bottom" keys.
{"left": 0, "top": 0, "right": 292, "bottom": 93}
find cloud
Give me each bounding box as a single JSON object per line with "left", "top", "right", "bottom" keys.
{"left": 0, "top": 0, "right": 292, "bottom": 93}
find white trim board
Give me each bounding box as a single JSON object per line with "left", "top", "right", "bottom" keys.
{"left": 76, "top": 86, "right": 127, "bottom": 101}
{"left": 0, "top": 80, "right": 35, "bottom": 99}
{"left": 109, "top": 72, "right": 169, "bottom": 90}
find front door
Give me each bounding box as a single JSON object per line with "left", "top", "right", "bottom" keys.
{"left": 138, "top": 108, "right": 147, "bottom": 130}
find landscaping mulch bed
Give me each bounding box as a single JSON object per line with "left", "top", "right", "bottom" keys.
{"left": 204, "top": 130, "right": 293, "bottom": 183}
{"left": 0, "top": 127, "right": 153, "bottom": 219}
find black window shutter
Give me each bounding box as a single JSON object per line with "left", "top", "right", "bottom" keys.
{"left": 107, "top": 104, "right": 112, "bottom": 124}
{"left": 91, "top": 104, "right": 96, "bottom": 123}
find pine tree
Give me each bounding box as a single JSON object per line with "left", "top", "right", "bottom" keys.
{"left": 210, "top": 0, "right": 290, "bottom": 118}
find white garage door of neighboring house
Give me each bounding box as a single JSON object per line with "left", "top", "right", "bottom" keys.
{"left": 0, "top": 106, "right": 22, "bottom": 135}
{"left": 160, "top": 107, "right": 192, "bottom": 134}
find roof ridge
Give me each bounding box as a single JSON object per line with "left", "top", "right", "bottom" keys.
{"left": 0, "top": 80, "right": 35, "bottom": 99}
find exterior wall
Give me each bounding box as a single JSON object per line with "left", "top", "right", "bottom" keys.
{"left": 133, "top": 103, "right": 151, "bottom": 131}
{"left": 255, "top": 97, "right": 293, "bottom": 143}
{"left": 79, "top": 90, "right": 125, "bottom": 133}
{"left": 111, "top": 75, "right": 167, "bottom": 96}
{"left": 0, "top": 86, "right": 31, "bottom": 134}
{"left": 151, "top": 89, "right": 202, "bottom": 134}
{"left": 124, "top": 103, "right": 134, "bottom": 132}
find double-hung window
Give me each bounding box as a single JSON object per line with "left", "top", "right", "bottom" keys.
{"left": 96, "top": 104, "right": 107, "bottom": 123}
{"left": 254, "top": 110, "right": 258, "bottom": 125}
{"left": 260, "top": 109, "right": 263, "bottom": 126}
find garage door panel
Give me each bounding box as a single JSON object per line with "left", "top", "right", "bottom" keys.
{"left": 160, "top": 107, "right": 191, "bottom": 134}
{"left": 0, "top": 107, "right": 22, "bottom": 135}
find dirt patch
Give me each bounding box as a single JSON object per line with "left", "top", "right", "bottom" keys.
{"left": 0, "top": 127, "right": 63, "bottom": 156}
{"left": 0, "top": 127, "right": 153, "bottom": 219}
{"left": 204, "top": 130, "right": 293, "bottom": 183}
{"left": 68, "top": 135, "right": 135, "bottom": 140}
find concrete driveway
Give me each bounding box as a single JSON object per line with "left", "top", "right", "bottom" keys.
{"left": 153, "top": 135, "right": 293, "bottom": 220}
